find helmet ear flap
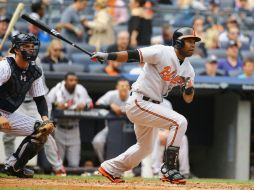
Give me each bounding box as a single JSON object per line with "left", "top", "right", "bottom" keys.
{"left": 175, "top": 39, "right": 183, "bottom": 49}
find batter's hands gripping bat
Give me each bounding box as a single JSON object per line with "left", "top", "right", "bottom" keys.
{"left": 0, "top": 3, "right": 24, "bottom": 50}
{"left": 21, "top": 14, "right": 103, "bottom": 63}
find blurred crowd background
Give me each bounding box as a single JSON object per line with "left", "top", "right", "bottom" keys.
{"left": 0, "top": 0, "right": 253, "bottom": 78}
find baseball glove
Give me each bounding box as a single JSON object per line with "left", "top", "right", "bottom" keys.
{"left": 33, "top": 120, "right": 55, "bottom": 140}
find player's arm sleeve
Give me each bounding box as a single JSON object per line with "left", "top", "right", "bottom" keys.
{"left": 33, "top": 95, "right": 48, "bottom": 117}
{"left": 137, "top": 45, "right": 161, "bottom": 64}
{"left": 0, "top": 61, "right": 11, "bottom": 86}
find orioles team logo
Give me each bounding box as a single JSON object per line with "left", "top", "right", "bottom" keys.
{"left": 159, "top": 66, "right": 185, "bottom": 86}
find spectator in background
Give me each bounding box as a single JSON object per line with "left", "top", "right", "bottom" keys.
{"left": 0, "top": 15, "right": 10, "bottom": 40}
{"left": 41, "top": 39, "right": 70, "bottom": 71}
{"left": 234, "top": 0, "right": 254, "bottom": 28}
{"left": 192, "top": 16, "right": 207, "bottom": 57}
{"left": 107, "top": 31, "right": 132, "bottom": 52}
{"left": 238, "top": 58, "right": 254, "bottom": 78}
{"left": 151, "top": 23, "right": 173, "bottom": 46}
{"left": 60, "top": 0, "right": 87, "bottom": 43}
{"left": 29, "top": 1, "right": 46, "bottom": 36}
{"left": 108, "top": 0, "right": 129, "bottom": 25}
{"left": 199, "top": 55, "right": 224, "bottom": 76}
{"left": 103, "top": 31, "right": 132, "bottom": 76}
{"left": 48, "top": 72, "right": 93, "bottom": 167}
{"left": 218, "top": 40, "right": 243, "bottom": 76}
{"left": 104, "top": 60, "right": 122, "bottom": 76}
{"left": 92, "top": 79, "right": 130, "bottom": 162}
{"left": 83, "top": 0, "right": 115, "bottom": 51}
{"left": 218, "top": 18, "right": 250, "bottom": 49}
{"left": 128, "top": 0, "right": 152, "bottom": 48}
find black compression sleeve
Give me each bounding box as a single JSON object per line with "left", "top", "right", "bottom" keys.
{"left": 33, "top": 96, "right": 48, "bottom": 117}
{"left": 127, "top": 49, "right": 140, "bottom": 62}
{"left": 108, "top": 53, "right": 117, "bottom": 60}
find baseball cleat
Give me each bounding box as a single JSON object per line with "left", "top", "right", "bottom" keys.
{"left": 98, "top": 166, "right": 125, "bottom": 183}
{"left": 55, "top": 166, "right": 67, "bottom": 176}
{"left": 160, "top": 177, "right": 186, "bottom": 185}
{"left": 3, "top": 165, "right": 34, "bottom": 178}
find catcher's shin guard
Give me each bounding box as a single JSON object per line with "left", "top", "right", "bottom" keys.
{"left": 11, "top": 121, "right": 55, "bottom": 171}
{"left": 160, "top": 146, "right": 186, "bottom": 185}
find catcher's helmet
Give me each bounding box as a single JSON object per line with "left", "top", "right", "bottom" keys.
{"left": 10, "top": 33, "right": 40, "bottom": 61}
{"left": 172, "top": 27, "right": 201, "bottom": 49}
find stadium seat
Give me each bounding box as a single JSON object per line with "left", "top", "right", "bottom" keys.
{"left": 41, "top": 63, "right": 50, "bottom": 72}
{"left": 88, "top": 63, "right": 105, "bottom": 73}
{"left": 188, "top": 57, "right": 206, "bottom": 70}
{"left": 40, "top": 42, "right": 50, "bottom": 53}
{"left": 66, "top": 43, "right": 96, "bottom": 55}
{"left": 241, "top": 50, "right": 254, "bottom": 60}
{"left": 52, "top": 63, "right": 85, "bottom": 73}
{"left": 208, "top": 49, "right": 227, "bottom": 59}
{"left": 121, "top": 62, "right": 139, "bottom": 73}
{"left": 152, "top": 27, "right": 162, "bottom": 36}
{"left": 71, "top": 53, "right": 95, "bottom": 72}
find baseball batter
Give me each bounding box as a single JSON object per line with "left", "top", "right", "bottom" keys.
{"left": 92, "top": 27, "right": 200, "bottom": 184}
{"left": 0, "top": 33, "right": 55, "bottom": 178}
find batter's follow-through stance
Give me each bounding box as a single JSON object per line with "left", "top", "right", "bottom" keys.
{"left": 92, "top": 27, "right": 200, "bottom": 184}
{"left": 0, "top": 33, "right": 55, "bottom": 178}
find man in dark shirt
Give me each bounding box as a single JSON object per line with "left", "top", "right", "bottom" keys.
{"left": 104, "top": 31, "right": 133, "bottom": 76}
{"left": 199, "top": 55, "right": 223, "bottom": 76}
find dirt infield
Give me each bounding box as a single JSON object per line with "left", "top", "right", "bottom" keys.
{"left": 0, "top": 176, "right": 254, "bottom": 190}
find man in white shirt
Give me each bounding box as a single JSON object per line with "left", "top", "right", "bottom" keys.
{"left": 47, "top": 72, "right": 93, "bottom": 167}
{"left": 92, "top": 79, "right": 130, "bottom": 162}
{"left": 92, "top": 27, "right": 200, "bottom": 184}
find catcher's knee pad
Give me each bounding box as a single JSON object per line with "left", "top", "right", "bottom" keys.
{"left": 32, "top": 120, "right": 55, "bottom": 143}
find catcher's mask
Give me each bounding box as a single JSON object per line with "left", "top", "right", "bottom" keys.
{"left": 10, "top": 33, "right": 40, "bottom": 62}
{"left": 172, "top": 27, "right": 201, "bottom": 49}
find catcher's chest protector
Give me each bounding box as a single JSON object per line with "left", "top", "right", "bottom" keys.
{"left": 0, "top": 57, "right": 42, "bottom": 113}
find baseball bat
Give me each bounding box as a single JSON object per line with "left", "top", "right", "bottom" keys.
{"left": 0, "top": 3, "right": 24, "bottom": 50}
{"left": 21, "top": 14, "right": 103, "bottom": 63}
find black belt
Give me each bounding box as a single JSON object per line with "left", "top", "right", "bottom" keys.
{"left": 58, "top": 125, "right": 75, "bottom": 130}
{"left": 130, "top": 92, "right": 160, "bottom": 104}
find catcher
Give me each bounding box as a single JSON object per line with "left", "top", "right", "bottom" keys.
{"left": 0, "top": 33, "right": 55, "bottom": 178}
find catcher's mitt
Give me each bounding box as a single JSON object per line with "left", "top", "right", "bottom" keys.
{"left": 33, "top": 120, "right": 55, "bottom": 141}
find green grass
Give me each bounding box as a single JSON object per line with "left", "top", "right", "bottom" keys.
{"left": 0, "top": 173, "right": 254, "bottom": 190}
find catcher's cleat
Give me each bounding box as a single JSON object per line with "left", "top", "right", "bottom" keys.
{"left": 3, "top": 165, "right": 34, "bottom": 178}
{"left": 98, "top": 166, "right": 125, "bottom": 183}
{"left": 160, "top": 177, "right": 186, "bottom": 185}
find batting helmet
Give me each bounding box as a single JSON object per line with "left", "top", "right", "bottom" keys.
{"left": 10, "top": 33, "right": 40, "bottom": 61}
{"left": 172, "top": 27, "right": 201, "bottom": 49}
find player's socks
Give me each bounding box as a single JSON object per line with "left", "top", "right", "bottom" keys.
{"left": 98, "top": 166, "right": 125, "bottom": 183}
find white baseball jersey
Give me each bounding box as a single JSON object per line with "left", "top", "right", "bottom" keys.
{"left": 0, "top": 59, "right": 45, "bottom": 98}
{"left": 132, "top": 45, "right": 195, "bottom": 101}
{"left": 47, "top": 81, "right": 92, "bottom": 126}
{"left": 96, "top": 90, "right": 128, "bottom": 110}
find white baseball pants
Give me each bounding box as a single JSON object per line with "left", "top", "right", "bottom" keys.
{"left": 101, "top": 92, "right": 187, "bottom": 177}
